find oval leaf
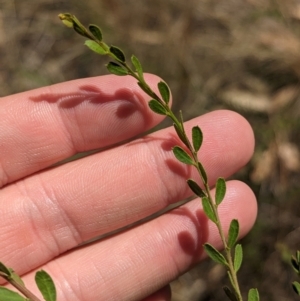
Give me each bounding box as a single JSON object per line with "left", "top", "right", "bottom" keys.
{"left": 187, "top": 179, "right": 206, "bottom": 198}
{"left": 234, "top": 244, "right": 243, "bottom": 272}
{"left": 157, "top": 81, "right": 170, "bottom": 104}
{"left": 223, "top": 286, "right": 238, "bottom": 301}
{"left": 73, "top": 22, "right": 87, "bottom": 37}
{"left": 248, "top": 288, "right": 259, "bottom": 301}
{"left": 58, "top": 14, "right": 87, "bottom": 37}
{"left": 148, "top": 99, "right": 167, "bottom": 115}
{"left": 198, "top": 161, "right": 208, "bottom": 184}
{"left": 202, "top": 197, "right": 217, "bottom": 223}
{"left": 106, "top": 62, "right": 128, "bottom": 76}
{"left": 215, "top": 177, "right": 226, "bottom": 205}
{"left": 110, "top": 45, "right": 126, "bottom": 62}
{"left": 88, "top": 24, "right": 102, "bottom": 41}
{"left": 137, "top": 82, "right": 151, "bottom": 95}
{"left": 85, "top": 40, "right": 107, "bottom": 55}
{"left": 228, "top": 219, "right": 239, "bottom": 248}
{"left": 0, "top": 287, "right": 26, "bottom": 301}
{"left": 293, "top": 251, "right": 300, "bottom": 273}
{"left": 203, "top": 243, "right": 228, "bottom": 266}
{"left": 291, "top": 256, "right": 299, "bottom": 273}
{"left": 192, "top": 126, "right": 203, "bottom": 152}
{"left": 131, "top": 55, "right": 143, "bottom": 79}
{"left": 0, "top": 262, "right": 12, "bottom": 277}
{"left": 35, "top": 270, "right": 56, "bottom": 301}
{"left": 58, "top": 13, "right": 74, "bottom": 28}
{"left": 292, "top": 282, "right": 300, "bottom": 295}
{"left": 172, "top": 146, "right": 194, "bottom": 165}
{"left": 173, "top": 123, "right": 189, "bottom": 147}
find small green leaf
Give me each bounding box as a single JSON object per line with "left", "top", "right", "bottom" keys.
{"left": 88, "top": 24, "right": 102, "bottom": 41}
{"left": 110, "top": 45, "right": 126, "bottom": 62}
{"left": 58, "top": 14, "right": 89, "bottom": 38}
{"left": 172, "top": 146, "right": 194, "bottom": 165}
{"left": 234, "top": 244, "right": 243, "bottom": 272}
{"left": 173, "top": 112, "right": 192, "bottom": 157}
{"left": 35, "top": 270, "right": 56, "bottom": 301}
{"left": 291, "top": 256, "right": 299, "bottom": 273}
{"left": 84, "top": 40, "right": 107, "bottom": 55}
{"left": 58, "top": 13, "right": 74, "bottom": 28}
{"left": 173, "top": 123, "right": 189, "bottom": 147}
{"left": 187, "top": 179, "right": 206, "bottom": 198}
{"left": 9, "top": 268, "right": 25, "bottom": 287}
{"left": 202, "top": 197, "right": 217, "bottom": 223}
{"left": 0, "top": 287, "right": 26, "bottom": 301}
{"left": 292, "top": 281, "right": 300, "bottom": 295}
{"left": 73, "top": 22, "right": 87, "bottom": 37}
{"left": 192, "top": 126, "right": 203, "bottom": 152}
{"left": 223, "top": 286, "right": 238, "bottom": 301}
{"left": 204, "top": 243, "right": 228, "bottom": 266}
{"left": 106, "top": 62, "right": 128, "bottom": 76}
{"left": 297, "top": 250, "right": 300, "bottom": 263}
{"left": 137, "top": 82, "right": 150, "bottom": 95}
{"left": 292, "top": 251, "right": 300, "bottom": 273}
{"left": 198, "top": 161, "right": 208, "bottom": 184}
{"left": 215, "top": 177, "right": 226, "bottom": 205}
{"left": 157, "top": 81, "right": 170, "bottom": 104}
{"left": 131, "top": 55, "right": 143, "bottom": 79}
{"left": 179, "top": 110, "right": 185, "bottom": 127}
{"left": 0, "top": 262, "right": 12, "bottom": 277}
{"left": 148, "top": 99, "right": 167, "bottom": 115}
{"left": 228, "top": 219, "right": 240, "bottom": 248}
{"left": 248, "top": 288, "right": 259, "bottom": 301}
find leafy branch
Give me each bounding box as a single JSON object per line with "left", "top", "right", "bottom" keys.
{"left": 292, "top": 251, "right": 300, "bottom": 296}
{"left": 0, "top": 262, "right": 56, "bottom": 301}
{"left": 58, "top": 13, "right": 259, "bottom": 301}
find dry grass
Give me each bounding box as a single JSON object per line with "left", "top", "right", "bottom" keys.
{"left": 1, "top": 0, "right": 300, "bottom": 300}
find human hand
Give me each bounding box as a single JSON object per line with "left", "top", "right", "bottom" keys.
{"left": 0, "top": 74, "right": 257, "bottom": 301}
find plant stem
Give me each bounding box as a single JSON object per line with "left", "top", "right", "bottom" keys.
{"left": 131, "top": 69, "right": 244, "bottom": 299}
{"left": 129, "top": 71, "right": 244, "bottom": 300}
{"left": 59, "top": 14, "right": 245, "bottom": 300}
{"left": 0, "top": 272, "right": 42, "bottom": 301}
{"left": 205, "top": 188, "right": 243, "bottom": 300}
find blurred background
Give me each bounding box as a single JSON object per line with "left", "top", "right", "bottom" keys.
{"left": 1, "top": 0, "right": 300, "bottom": 300}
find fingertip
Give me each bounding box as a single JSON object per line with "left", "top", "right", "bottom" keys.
{"left": 224, "top": 109, "right": 255, "bottom": 157}
{"left": 210, "top": 180, "right": 258, "bottom": 245}
{"left": 141, "top": 285, "right": 172, "bottom": 301}
{"left": 188, "top": 110, "right": 255, "bottom": 181}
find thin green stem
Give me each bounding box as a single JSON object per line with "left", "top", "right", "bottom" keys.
{"left": 119, "top": 60, "right": 162, "bottom": 101}
{"left": 204, "top": 186, "right": 243, "bottom": 300}
{"left": 0, "top": 272, "right": 42, "bottom": 301}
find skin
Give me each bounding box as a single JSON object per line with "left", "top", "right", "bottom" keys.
{"left": 0, "top": 74, "right": 257, "bottom": 301}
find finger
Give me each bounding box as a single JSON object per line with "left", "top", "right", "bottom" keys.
{"left": 0, "top": 74, "right": 165, "bottom": 186}
{"left": 140, "top": 286, "right": 171, "bottom": 301}
{"left": 6, "top": 181, "right": 257, "bottom": 301}
{"left": 0, "top": 110, "right": 254, "bottom": 273}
